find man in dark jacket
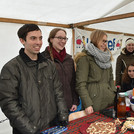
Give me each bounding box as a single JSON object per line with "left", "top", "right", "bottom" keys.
{"left": 0, "top": 24, "right": 68, "bottom": 134}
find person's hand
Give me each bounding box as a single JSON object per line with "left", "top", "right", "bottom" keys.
{"left": 70, "top": 105, "right": 77, "bottom": 111}
{"left": 85, "top": 106, "right": 94, "bottom": 115}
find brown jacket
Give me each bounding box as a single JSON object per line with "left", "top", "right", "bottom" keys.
{"left": 42, "top": 48, "right": 79, "bottom": 110}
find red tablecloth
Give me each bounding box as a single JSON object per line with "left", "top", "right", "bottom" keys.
{"left": 63, "top": 109, "right": 134, "bottom": 134}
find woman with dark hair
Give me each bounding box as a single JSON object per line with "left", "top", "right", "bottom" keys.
{"left": 42, "top": 28, "right": 79, "bottom": 113}
{"left": 121, "top": 63, "right": 134, "bottom": 92}
{"left": 116, "top": 38, "right": 134, "bottom": 87}
{"left": 75, "top": 29, "right": 116, "bottom": 114}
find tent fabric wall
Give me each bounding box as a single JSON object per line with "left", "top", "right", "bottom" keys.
{"left": 0, "top": 112, "right": 11, "bottom": 134}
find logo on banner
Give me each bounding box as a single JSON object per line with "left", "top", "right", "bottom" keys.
{"left": 76, "top": 36, "right": 122, "bottom": 54}
{"left": 74, "top": 28, "right": 124, "bottom": 55}
{"left": 108, "top": 38, "right": 122, "bottom": 55}
{"left": 76, "top": 36, "right": 89, "bottom": 50}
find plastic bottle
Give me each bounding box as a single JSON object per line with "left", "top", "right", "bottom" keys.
{"left": 117, "top": 92, "right": 126, "bottom": 119}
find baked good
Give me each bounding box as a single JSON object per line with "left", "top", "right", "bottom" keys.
{"left": 86, "top": 121, "right": 116, "bottom": 134}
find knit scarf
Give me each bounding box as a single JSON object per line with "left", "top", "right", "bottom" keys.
{"left": 47, "top": 46, "right": 66, "bottom": 62}
{"left": 86, "top": 43, "right": 111, "bottom": 69}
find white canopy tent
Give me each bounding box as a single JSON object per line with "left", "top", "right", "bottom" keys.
{"left": 0, "top": 0, "right": 134, "bottom": 31}
{"left": 1, "top": 0, "right": 134, "bottom": 33}
{"left": 0, "top": 0, "right": 134, "bottom": 133}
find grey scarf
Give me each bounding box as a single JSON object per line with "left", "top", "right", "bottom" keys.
{"left": 86, "top": 43, "right": 111, "bottom": 69}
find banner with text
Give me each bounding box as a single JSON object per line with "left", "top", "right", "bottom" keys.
{"left": 75, "top": 28, "right": 125, "bottom": 56}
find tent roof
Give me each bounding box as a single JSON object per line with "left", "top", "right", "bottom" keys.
{"left": 85, "top": 1, "right": 134, "bottom": 34}
{"left": 1, "top": 0, "right": 134, "bottom": 34}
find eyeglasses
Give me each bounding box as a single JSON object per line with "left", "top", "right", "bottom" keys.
{"left": 54, "top": 36, "right": 68, "bottom": 41}
{"left": 102, "top": 40, "right": 108, "bottom": 43}
{"left": 128, "top": 70, "right": 134, "bottom": 72}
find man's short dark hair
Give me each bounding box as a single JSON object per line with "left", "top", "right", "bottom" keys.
{"left": 17, "top": 24, "right": 41, "bottom": 41}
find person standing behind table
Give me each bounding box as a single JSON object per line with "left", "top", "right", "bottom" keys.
{"left": 42, "top": 28, "right": 80, "bottom": 113}
{"left": 75, "top": 29, "right": 116, "bottom": 114}
{"left": 116, "top": 38, "right": 134, "bottom": 87}
{"left": 0, "top": 24, "right": 68, "bottom": 134}
{"left": 121, "top": 63, "right": 134, "bottom": 92}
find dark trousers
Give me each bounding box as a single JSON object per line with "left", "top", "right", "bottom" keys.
{"left": 13, "top": 128, "right": 22, "bottom": 134}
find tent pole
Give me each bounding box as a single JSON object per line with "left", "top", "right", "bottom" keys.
{"left": 0, "top": 17, "right": 70, "bottom": 28}
{"left": 1, "top": 17, "right": 134, "bottom": 36}
{"left": 72, "top": 28, "right": 75, "bottom": 58}
{"left": 78, "top": 27, "right": 134, "bottom": 37}
{"left": 73, "top": 12, "right": 134, "bottom": 27}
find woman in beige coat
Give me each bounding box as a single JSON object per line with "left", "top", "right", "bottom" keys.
{"left": 75, "top": 30, "right": 116, "bottom": 114}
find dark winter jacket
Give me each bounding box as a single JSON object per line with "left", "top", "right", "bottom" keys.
{"left": 122, "top": 79, "right": 134, "bottom": 92}
{"left": 116, "top": 47, "right": 134, "bottom": 86}
{"left": 42, "top": 48, "right": 79, "bottom": 110}
{"left": 0, "top": 48, "right": 68, "bottom": 134}
{"left": 75, "top": 50, "right": 116, "bottom": 112}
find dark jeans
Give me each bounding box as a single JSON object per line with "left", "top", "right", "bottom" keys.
{"left": 13, "top": 128, "right": 22, "bottom": 134}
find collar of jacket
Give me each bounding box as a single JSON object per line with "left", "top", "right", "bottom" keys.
{"left": 19, "top": 48, "right": 47, "bottom": 67}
